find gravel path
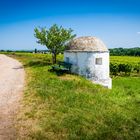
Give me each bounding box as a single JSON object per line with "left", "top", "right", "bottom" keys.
{"left": 0, "top": 54, "right": 25, "bottom": 140}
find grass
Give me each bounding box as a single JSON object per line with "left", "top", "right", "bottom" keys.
{"left": 4, "top": 53, "right": 140, "bottom": 140}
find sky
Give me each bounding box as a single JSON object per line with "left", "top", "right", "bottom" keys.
{"left": 0, "top": 0, "right": 140, "bottom": 50}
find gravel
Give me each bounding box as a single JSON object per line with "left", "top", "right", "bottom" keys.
{"left": 0, "top": 54, "right": 25, "bottom": 140}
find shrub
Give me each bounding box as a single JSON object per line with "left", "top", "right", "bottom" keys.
{"left": 134, "top": 63, "right": 140, "bottom": 73}
{"left": 110, "top": 63, "right": 133, "bottom": 76}
{"left": 110, "top": 63, "right": 119, "bottom": 76}
{"left": 118, "top": 63, "right": 132, "bottom": 75}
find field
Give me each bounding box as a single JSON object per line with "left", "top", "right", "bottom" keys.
{"left": 3, "top": 53, "right": 140, "bottom": 139}
{"left": 110, "top": 56, "right": 140, "bottom": 64}
{"left": 110, "top": 56, "right": 140, "bottom": 76}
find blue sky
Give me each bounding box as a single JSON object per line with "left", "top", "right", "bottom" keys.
{"left": 0, "top": 0, "right": 140, "bottom": 50}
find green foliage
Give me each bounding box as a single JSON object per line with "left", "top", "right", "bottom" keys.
{"left": 110, "top": 63, "right": 119, "bottom": 76}
{"left": 34, "top": 48, "right": 37, "bottom": 53}
{"left": 109, "top": 47, "right": 140, "bottom": 56}
{"left": 110, "top": 56, "right": 140, "bottom": 76}
{"left": 134, "top": 62, "right": 140, "bottom": 73}
{"left": 118, "top": 63, "right": 132, "bottom": 75}
{"left": 34, "top": 24, "right": 76, "bottom": 63}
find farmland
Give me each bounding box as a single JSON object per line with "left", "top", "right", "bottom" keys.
{"left": 110, "top": 56, "right": 140, "bottom": 64}
{"left": 2, "top": 53, "right": 140, "bottom": 140}
{"left": 110, "top": 56, "right": 140, "bottom": 76}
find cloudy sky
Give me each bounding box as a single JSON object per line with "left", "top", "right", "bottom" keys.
{"left": 0, "top": 0, "right": 140, "bottom": 50}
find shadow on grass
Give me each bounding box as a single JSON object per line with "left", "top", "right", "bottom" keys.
{"left": 49, "top": 68, "right": 70, "bottom": 76}
{"left": 24, "top": 60, "right": 52, "bottom": 68}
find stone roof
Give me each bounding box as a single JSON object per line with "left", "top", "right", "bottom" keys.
{"left": 66, "top": 36, "right": 108, "bottom": 52}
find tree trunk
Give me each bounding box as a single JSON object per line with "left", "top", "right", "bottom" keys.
{"left": 52, "top": 53, "right": 57, "bottom": 64}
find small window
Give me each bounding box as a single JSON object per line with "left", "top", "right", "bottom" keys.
{"left": 96, "top": 58, "right": 102, "bottom": 65}
{"left": 66, "top": 57, "right": 70, "bottom": 63}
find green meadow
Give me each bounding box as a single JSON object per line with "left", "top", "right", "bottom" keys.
{"left": 6, "top": 53, "right": 140, "bottom": 140}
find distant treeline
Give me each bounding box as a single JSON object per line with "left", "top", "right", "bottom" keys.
{"left": 0, "top": 49, "right": 49, "bottom": 53}
{"left": 1, "top": 47, "right": 140, "bottom": 56}
{"left": 0, "top": 50, "right": 33, "bottom": 53}
{"left": 109, "top": 47, "right": 140, "bottom": 56}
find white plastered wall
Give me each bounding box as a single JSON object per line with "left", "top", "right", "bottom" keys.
{"left": 64, "top": 51, "right": 112, "bottom": 89}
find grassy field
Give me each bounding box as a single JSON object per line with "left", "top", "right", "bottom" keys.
{"left": 5, "top": 53, "right": 140, "bottom": 140}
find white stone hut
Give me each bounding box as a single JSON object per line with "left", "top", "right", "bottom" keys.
{"left": 64, "top": 36, "right": 112, "bottom": 89}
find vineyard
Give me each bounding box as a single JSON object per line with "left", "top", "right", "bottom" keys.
{"left": 110, "top": 56, "right": 140, "bottom": 76}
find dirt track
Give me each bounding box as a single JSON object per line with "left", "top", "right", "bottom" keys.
{"left": 0, "top": 54, "right": 25, "bottom": 140}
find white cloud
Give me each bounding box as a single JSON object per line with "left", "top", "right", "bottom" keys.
{"left": 137, "top": 32, "right": 140, "bottom": 34}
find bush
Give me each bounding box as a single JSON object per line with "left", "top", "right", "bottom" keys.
{"left": 134, "top": 63, "right": 140, "bottom": 73}
{"left": 110, "top": 63, "right": 133, "bottom": 76}
{"left": 118, "top": 63, "right": 132, "bottom": 75}
{"left": 110, "top": 63, "right": 119, "bottom": 76}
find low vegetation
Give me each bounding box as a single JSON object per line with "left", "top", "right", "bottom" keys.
{"left": 4, "top": 53, "right": 140, "bottom": 139}
{"left": 109, "top": 47, "right": 140, "bottom": 56}
{"left": 110, "top": 56, "right": 140, "bottom": 76}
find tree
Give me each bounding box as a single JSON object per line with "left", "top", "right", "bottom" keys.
{"left": 34, "top": 24, "right": 76, "bottom": 64}
{"left": 34, "top": 48, "right": 37, "bottom": 53}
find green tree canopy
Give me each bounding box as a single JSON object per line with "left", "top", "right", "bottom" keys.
{"left": 109, "top": 47, "right": 140, "bottom": 56}
{"left": 34, "top": 24, "right": 76, "bottom": 63}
